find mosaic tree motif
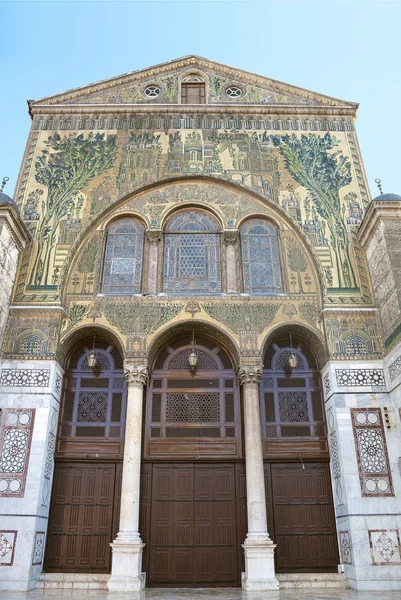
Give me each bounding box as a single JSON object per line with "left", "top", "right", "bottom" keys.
{"left": 29, "top": 132, "right": 117, "bottom": 287}
{"left": 286, "top": 237, "right": 308, "bottom": 293}
{"left": 240, "top": 219, "right": 282, "bottom": 294}
{"left": 77, "top": 238, "right": 98, "bottom": 294}
{"left": 270, "top": 133, "right": 356, "bottom": 289}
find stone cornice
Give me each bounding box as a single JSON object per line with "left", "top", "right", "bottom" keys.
{"left": 0, "top": 206, "right": 31, "bottom": 250}
{"left": 358, "top": 201, "right": 401, "bottom": 248}
{"left": 29, "top": 55, "right": 358, "bottom": 110}
{"left": 29, "top": 103, "right": 357, "bottom": 118}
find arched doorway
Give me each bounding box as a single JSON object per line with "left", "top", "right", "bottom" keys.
{"left": 44, "top": 338, "right": 126, "bottom": 572}
{"left": 141, "top": 332, "right": 245, "bottom": 587}
{"left": 261, "top": 334, "right": 339, "bottom": 572}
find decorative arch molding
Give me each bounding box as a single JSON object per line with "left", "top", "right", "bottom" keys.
{"left": 147, "top": 318, "right": 241, "bottom": 372}
{"left": 57, "top": 324, "right": 125, "bottom": 369}
{"left": 59, "top": 175, "right": 326, "bottom": 305}
{"left": 261, "top": 322, "right": 328, "bottom": 370}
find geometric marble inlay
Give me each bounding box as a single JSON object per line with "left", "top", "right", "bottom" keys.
{"left": 336, "top": 369, "right": 385, "bottom": 387}
{"left": 0, "top": 409, "right": 36, "bottom": 497}
{"left": 339, "top": 530, "right": 352, "bottom": 564}
{"left": 0, "top": 531, "right": 17, "bottom": 565}
{"left": 369, "top": 530, "right": 401, "bottom": 565}
{"left": 388, "top": 354, "right": 401, "bottom": 382}
{"left": 0, "top": 369, "right": 50, "bottom": 387}
{"left": 32, "top": 531, "right": 46, "bottom": 566}
{"left": 351, "top": 408, "right": 393, "bottom": 497}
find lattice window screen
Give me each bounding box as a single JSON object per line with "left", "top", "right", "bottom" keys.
{"left": 60, "top": 346, "right": 126, "bottom": 440}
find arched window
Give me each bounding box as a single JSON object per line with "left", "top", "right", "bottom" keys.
{"left": 240, "top": 219, "right": 282, "bottom": 294}
{"left": 164, "top": 210, "right": 221, "bottom": 293}
{"left": 181, "top": 75, "right": 206, "bottom": 104}
{"left": 102, "top": 218, "right": 144, "bottom": 294}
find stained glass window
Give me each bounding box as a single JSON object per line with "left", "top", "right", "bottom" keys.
{"left": 102, "top": 218, "right": 144, "bottom": 294}
{"left": 241, "top": 219, "right": 282, "bottom": 295}
{"left": 164, "top": 211, "right": 221, "bottom": 294}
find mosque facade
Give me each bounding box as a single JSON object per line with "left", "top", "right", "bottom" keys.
{"left": 0, "top": 56, "right": 400, "bottom": 592}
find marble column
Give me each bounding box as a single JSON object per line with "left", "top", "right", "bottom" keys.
{"left": 146, "top": 230, "right": 161, "bottom": 294}
{"left": 238, "top": 365, "right": 279, "bottom": 591}
{"left": 108, "top": 363, "right": 148, "bottom": 592}
{"left": 223, "top": 230, "right": 239, "bottom": 294}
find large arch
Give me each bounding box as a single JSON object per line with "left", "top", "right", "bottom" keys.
{"left": 59, "top": 176, "right": 327, "bottom": 305}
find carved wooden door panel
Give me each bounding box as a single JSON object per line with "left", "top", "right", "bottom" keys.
{"left": 45, "top": 463, "right": 116, "bottom": 572}
{"left": 269, "top": 463, "right": 339, "bottom": 572}
{"left": 148, "top": 464, "right": 238, "bottom": 586}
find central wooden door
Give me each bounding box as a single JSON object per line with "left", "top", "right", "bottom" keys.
{"left": 147, "top": 463, "right": 239, "bottom": 586}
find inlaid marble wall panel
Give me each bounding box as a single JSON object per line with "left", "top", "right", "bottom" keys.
{"left": 351, "top": 408, "right": 393, "bottom": 497}
{"left": 0, "top": 409, "right": 36, "bottom": 497}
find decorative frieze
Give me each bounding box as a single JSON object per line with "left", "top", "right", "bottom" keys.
{"left": 0, "top": 531, "right": 17, "bottom": 566}
{"left": 351, "top": 409, "right": 393, "bottom": 497}
{"left": 0, "top": 409, "right": 36, "bottom": 497}
{"left": 335, "top": 369, "right": 385, "bottom": 387}
{"left": 369, "top": 530, "right": 401, "bottom": 565}
{"left": 0, "top": 368, "right": 50, "bottom": 387}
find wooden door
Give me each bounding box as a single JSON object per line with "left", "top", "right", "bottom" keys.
{"left": 44, "top": 463, "right": 117, "bottom": 572}
{"left": 268, "top": 463, "right": 339, "bottom": 572}
{"left": 148, "top": 463, "right": 239, "bottom": 586}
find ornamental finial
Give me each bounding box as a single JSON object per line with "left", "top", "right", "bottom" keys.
{"left": 1, "top": 177, "right": 9, "bottom": 192}
{"left": 375, "top": 178, "right": 384, "bottom": 195}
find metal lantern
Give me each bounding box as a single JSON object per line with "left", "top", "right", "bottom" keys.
{"left": 87, "top": 335, "right": 96, "bottom": 368}
{"left": 87, "top": 351, "right": 96, "bottom": 369}
{"left": 188, "top": 349, "right": 198, "bottom": 371}
{"left": 288, "top": 352, "right": 297, "bottom": 369}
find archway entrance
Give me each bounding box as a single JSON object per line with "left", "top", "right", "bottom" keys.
{"left": 141, "top": 333, "right": 245, "bottom": 587}
{"left": 44, "top": 339, "right": 126, "bottom": 573}
{"left": 261, "top": 336, "right": 339, "bottom": 572}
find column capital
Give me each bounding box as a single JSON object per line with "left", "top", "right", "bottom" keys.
{"left": 238, "top": 364, "right": 263, "bottom": 386}
{"left": 123, "top": 362, "right": 149, "bottom": 388}
{"left": 146, "top": 229, "right": 162, "bottom": 245}
{"left": 223, "top": 229, "right": 240, "bottom": 245}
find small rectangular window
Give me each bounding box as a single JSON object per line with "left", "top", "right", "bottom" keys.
{"left": 182, "top": 83, "right": 206, "bottom": 104}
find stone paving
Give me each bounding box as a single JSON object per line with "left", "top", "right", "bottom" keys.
{"left": 1, "top": 589, "right": 401, "bottom": 600}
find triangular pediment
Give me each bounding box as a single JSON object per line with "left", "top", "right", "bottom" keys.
{"left": 30, "top": 56, "right": 357, "bottom": 109}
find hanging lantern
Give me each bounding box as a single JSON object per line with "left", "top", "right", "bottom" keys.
{"left": 87, "top": 335, "right": 96, "bottom": 368}
{"left": 288, "top": 352, "right": 297, "bottom": 369}
{"left": 87, "top": 351, "right": 96, "bottom": 369}
{"left": 188, "top": 349, "right": 198, "bottom": 371}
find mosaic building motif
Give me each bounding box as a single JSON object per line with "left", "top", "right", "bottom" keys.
{"left": 369, "top": 530, "right": 401, "bottom": 565}
{"left": 0, "top": 409, "right": 36, "bottom": 497}
{"left": 351, "top": 409, "right": 393, "bottom": 497}
{"left": 325, "top": 312, "right": 382, "bottom": 360}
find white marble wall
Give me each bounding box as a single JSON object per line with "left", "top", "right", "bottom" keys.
{"left": 0, "top": 359, "right": 63, "bottom": 591}
{"left": 322, "top": 357, "right": 401, "bottom": 590}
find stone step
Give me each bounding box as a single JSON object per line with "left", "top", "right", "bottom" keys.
{"left": 36, "top": 573, "right": 109, "bottom": 590}
{"left": 277, "top": 573, "right": 347, "bottom": 589}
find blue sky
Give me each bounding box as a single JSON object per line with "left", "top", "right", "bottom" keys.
{"left": 1, "top": 0, "right": 400, "bottom": 197}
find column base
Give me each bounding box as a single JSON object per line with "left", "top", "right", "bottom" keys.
{"left": 242, "top": 539, "right": 279, "bottom": 591}
{"left": 108, "top": 541, "right": 145, "bottom": 592}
